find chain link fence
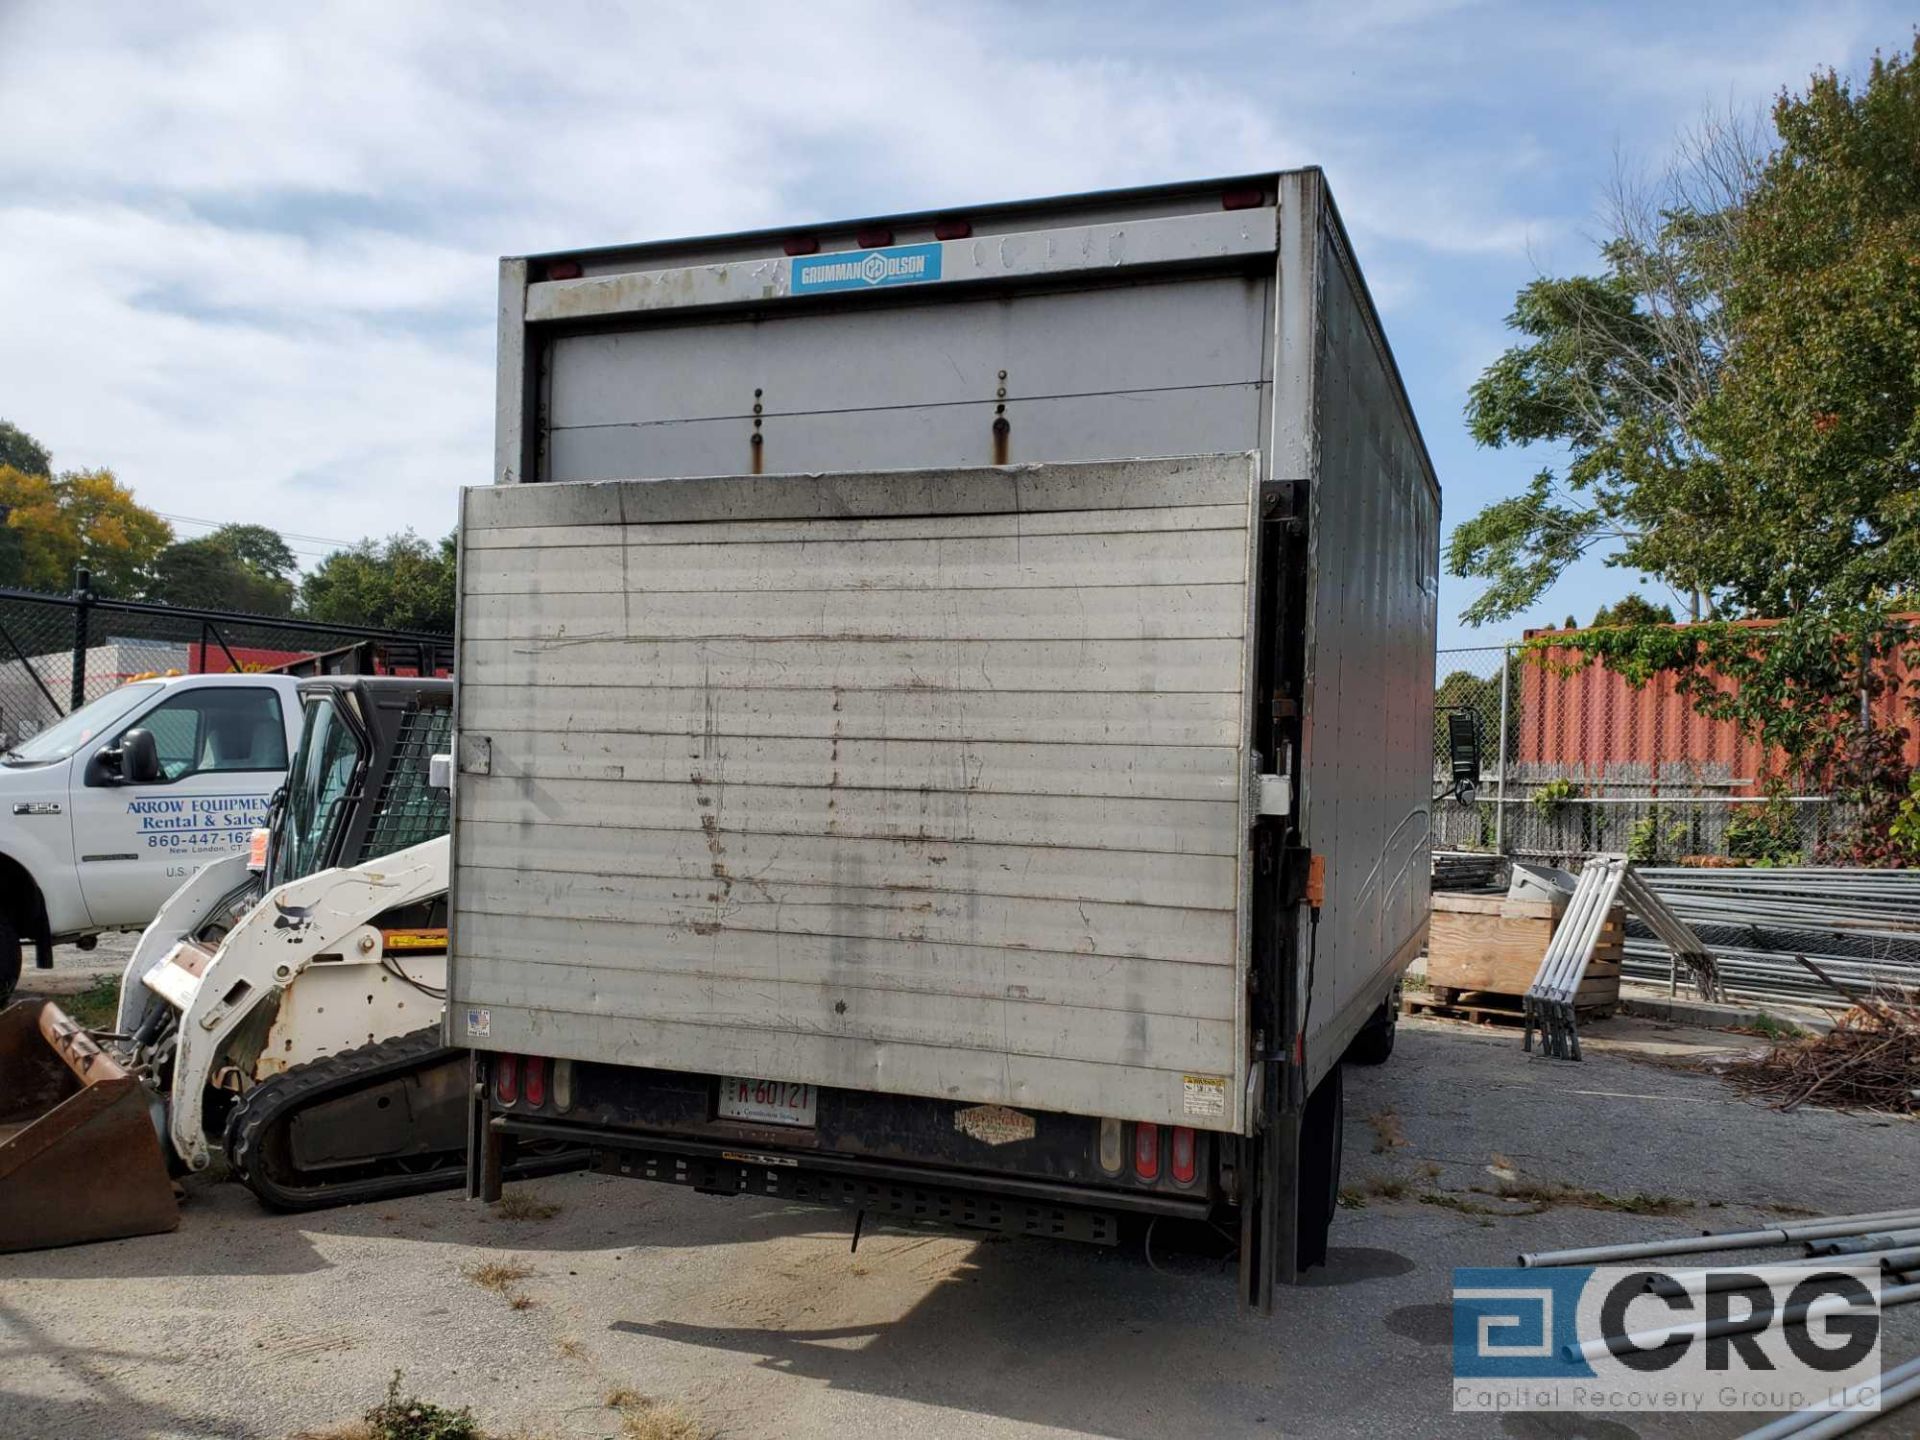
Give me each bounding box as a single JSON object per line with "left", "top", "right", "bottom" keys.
{"left": 0, "top": 578, "right": 452, "bottom": 751}
{"left": 1434, "top": 640, "right": 1876, "bottom": 866}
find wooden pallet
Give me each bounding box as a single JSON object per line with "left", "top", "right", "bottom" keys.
{"left": 1403, "top": 989, "right": 1617, "bottom": 1029}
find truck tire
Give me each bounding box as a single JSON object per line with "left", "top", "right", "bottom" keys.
{"left": 1344, "top": 989, "right": 1399, "bottom": 1067}
{"left": 0, "top": 911, "right": 20, "bottom": 1006}
{"left": 1296, "top": 1061, "right": 1344, "bottom": 1271}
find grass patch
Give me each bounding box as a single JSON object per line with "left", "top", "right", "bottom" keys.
{"left": 1417, "top": 1190, "right": 1516, "bottom": 1217}
{"left": 465, "top": 1261, "right": 532, "bottom": 1294}
{"left": 296, "top": 1372, "right": 479, "bottom": 1440}
{"left": 492, "top": 1191, "right": 561, "bottom": 1222}
{"left": 1485, "top": 1179, "right": 1691, "bottom": 1216}
{"left": 1366, "top": 1110, "right": 1407, "bottom": 1154}
{"left": 63, "top": 974, "right": 120, "bottom": 1030}
{"left": 606, "top": 1394, "right": 713, "bottom": 1440}
{"left": 1736, "top": 1012, "right": 1809, "bottom": 1042}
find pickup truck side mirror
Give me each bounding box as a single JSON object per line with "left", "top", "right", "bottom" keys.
{"left": 118, "top": 728, "right": 163, "bottom": 785}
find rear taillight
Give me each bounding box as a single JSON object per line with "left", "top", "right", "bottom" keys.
{"left": 933, "top": 217, "right": 972, "bottom": 241}
{"left": 544, "top": 259, "right": 583, "bottom": 281}
{"left": 856, "top": 226, "right": 894, "bottom": 248}
{"left": 495, "top": 1054, "right": 519, "bottom": 1106}
{"left": 1097, "top": 1117, "right": 1125, "bottom": 1175}
{"left": 522, "top": 1056, "right": 547, "bottom": 1108}
{"left": 1133, "top": 1123, "right": 1160, "bottom": 1181}
{"left": 783, "top": 235, "right": 820, "bottom": 256}
{"left": 1222, "top": 187, "right": 1264, "bottom": 211}
{"left": 1169, "top": 1126, "right": 1196, "bottom": 1185}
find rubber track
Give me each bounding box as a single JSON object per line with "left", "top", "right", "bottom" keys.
{"left": 224, "top": 1026, "right": 472, "bottom": 1211}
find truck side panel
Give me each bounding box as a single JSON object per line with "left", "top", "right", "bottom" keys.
{"left": 1297, "top": 208, "right": 1440, "bottom": 1085}
{"left": 453, "top": 454, "right": 1259, "bottom": 1132}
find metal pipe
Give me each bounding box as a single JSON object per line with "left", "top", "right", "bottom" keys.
{"left": 1520, "top": 1209, "right": 1920, "bottom": 1268}
{"left": 1565, "top": 1281, "right": 1920, "bottom": 1365}
{"left": 1808, "top": 1228, "right": 1920, "bottom": 1257}
{"left": 1736, "top": 1355, "right": 1920, "bottom": 1440}
{"left": 1650, "top": 1249, "right": 1920, "bottom": 1295}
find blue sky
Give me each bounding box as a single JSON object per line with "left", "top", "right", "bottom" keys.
{"left": 0, "top": 0, "right": 1911, "bottom": 647}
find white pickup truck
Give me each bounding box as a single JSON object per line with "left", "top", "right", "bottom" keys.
{"left": 0, "top": 673, "right": 303, "bottom": 999}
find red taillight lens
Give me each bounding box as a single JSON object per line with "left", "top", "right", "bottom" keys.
{"left": 495, "top": 1054, "right": 519, "bottom": 1106}
{"left": 1133, "top": 1123, "right": 1160, "bottom": 1181}
{"left": 1221, "top": 187, "right": 1264, "bottom": 211}
{"left": 544, "top": 259, "right": 584, "bottom": 281}
{"left": 783, "top": 235, "right": 820, "bottom": 256}
{"left": 1169, "top": 1126, "right": 1196, "bottom": 1185}
{"left": 933, "top": 218, "right": 972, "bottom": 241}
{"left": 522, "top": 1056, "right": 547, "bottom": 1108}
{"left": 856, "top": 226, "right": 894, "bottom": 248}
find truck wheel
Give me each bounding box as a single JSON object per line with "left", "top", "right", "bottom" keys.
{"left": 1295, "top": 1061, "right": 1344, "bottom": 1271}
{"left": 0, "top": 911, "right": 20, "bottom": 1006}
{"left": 1345, "top": 989, "right": 1399, "bottom": 1067}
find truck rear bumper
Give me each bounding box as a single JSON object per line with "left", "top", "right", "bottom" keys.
{"left": 490, "top": 1113, "right": 1212, "bottom": 1245}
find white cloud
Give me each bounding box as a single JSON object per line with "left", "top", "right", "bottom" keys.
{"left": 0, "top": 0, "right": 1909, "bottom": 602}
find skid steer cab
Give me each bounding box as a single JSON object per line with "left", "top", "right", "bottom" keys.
{"left": 0, "top": 676, "right": 567, "bottom": 1252}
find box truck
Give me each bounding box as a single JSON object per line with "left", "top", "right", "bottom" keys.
{"left": 450, "top": 169, "right": 1439, "bottom": 1307}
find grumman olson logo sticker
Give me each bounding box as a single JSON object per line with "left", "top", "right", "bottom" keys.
{"left": 790, "top": 242, "right": 943, "bottom": 295}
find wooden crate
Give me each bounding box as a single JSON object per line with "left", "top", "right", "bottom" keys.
{"left": 1426, "top": 893, "right": 1623, "bottom": 1007}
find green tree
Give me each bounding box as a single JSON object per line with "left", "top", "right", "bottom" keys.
{"left": 0, "top": 420, "right": 52, "bottom": 478}
{"left": 299, "top": 531, "right": 454, "bottom": 632}
{"left": 1590, "top": 594, "right": 1676, "bottom": 628}
{"left": 0, "top": 463, "right": 172, "bottom": 595}
{"left": 1452, "top": 40, "right": 1920, "bottom": 627}
{"left": 1700, "top": 41, "right": 1920, "bottom": 615}
{"left": 149, "top": 523, "right": 297, "bottom": 615}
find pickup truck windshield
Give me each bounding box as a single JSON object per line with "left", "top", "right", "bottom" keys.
{"left": 271, "top": 695, "right": 364, "bottom": 885}
{"left": 4, "top": 682, "right": 163, "bottom": 764}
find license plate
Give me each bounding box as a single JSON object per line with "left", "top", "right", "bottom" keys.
{"left": 717, "top": 1077, "right": 817, "bottom": 1127}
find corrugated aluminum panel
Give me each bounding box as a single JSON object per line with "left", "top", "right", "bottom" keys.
{"left": 451, "top": 454, "right": 1260, "bottom": 1132}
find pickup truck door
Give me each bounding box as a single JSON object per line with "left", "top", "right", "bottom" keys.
{"left": 69, "top": 683, "right": 291, "bottom": 929}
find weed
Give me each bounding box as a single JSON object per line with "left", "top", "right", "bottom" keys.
{"left": 606, "top": 1388, "right": 645, "bottom": 1411}
{"left": 1417, "top": 1190, "right": 1516, "bottom": 1217}
{"left": 362, "top": 1371, "right": 480, "bottom": 1440}
{"left": 556, "top": 1337, "right": 587, "bottom": 1361}
{"left": 1359, "top": 1173, "right": 1411, "bottom": 1201}
{"left": 63, "top": 974, "right": 120, "bottom": 1030}
{"left": 1366, "top": 1110, "right": 1407, "bottom": 1153}
{"left": 506, "top": 1292, "right": 535, "bottom": 1311}
{"left": 1416, "top": 1160, "right": 1443, "bottom": 1182}
{"left": 1336, "top": 1187, "right": 1367, "bottom": 1210}
{"left": 1740, "top": 1012, "right": 1807, "bottom": 1042}
{"left": 612, "top": 1398, "right": 713, "bottom": 1440}
{"left": 1480, "top": 1178, "right": 1693, "bottom": 1216}
{"left": 492, "top": 1191, "right": 561, "bottom": 1222}
{"left": 465, "top": 1261, "right": 533, "bottom": 1294}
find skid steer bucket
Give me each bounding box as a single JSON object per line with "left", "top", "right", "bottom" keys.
{"left": 0, "top": 1001, "right": 179, "bottom": 1251}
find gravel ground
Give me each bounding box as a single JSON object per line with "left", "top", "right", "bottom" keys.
{"left": 2, "top": 971, "right": 1916, "bottom": 1440}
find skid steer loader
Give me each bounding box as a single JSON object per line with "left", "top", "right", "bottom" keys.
{"left": 1, "top": 676, "right": 569, "bottom": 1252}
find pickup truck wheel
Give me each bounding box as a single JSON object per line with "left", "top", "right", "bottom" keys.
{"left": 1344, "top": 989, "right": 1399, "bottom": 1066}
{"left": 0, "top": 911, "right": 20, "bottom": 1006}
{"left": 1295, "top": 1061, "right": 1344, "bottom": 1271}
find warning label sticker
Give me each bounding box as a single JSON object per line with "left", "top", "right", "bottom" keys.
{"left": 465, "top": 1008, "right": 491, "bottom": 1038}
{"left": 1182, "top": 1073, "right": 1227, "bottom": 1118}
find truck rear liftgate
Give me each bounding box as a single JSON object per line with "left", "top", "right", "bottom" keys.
{"left": 453, "top": 453, "right": 1266, "bottom": 1141}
